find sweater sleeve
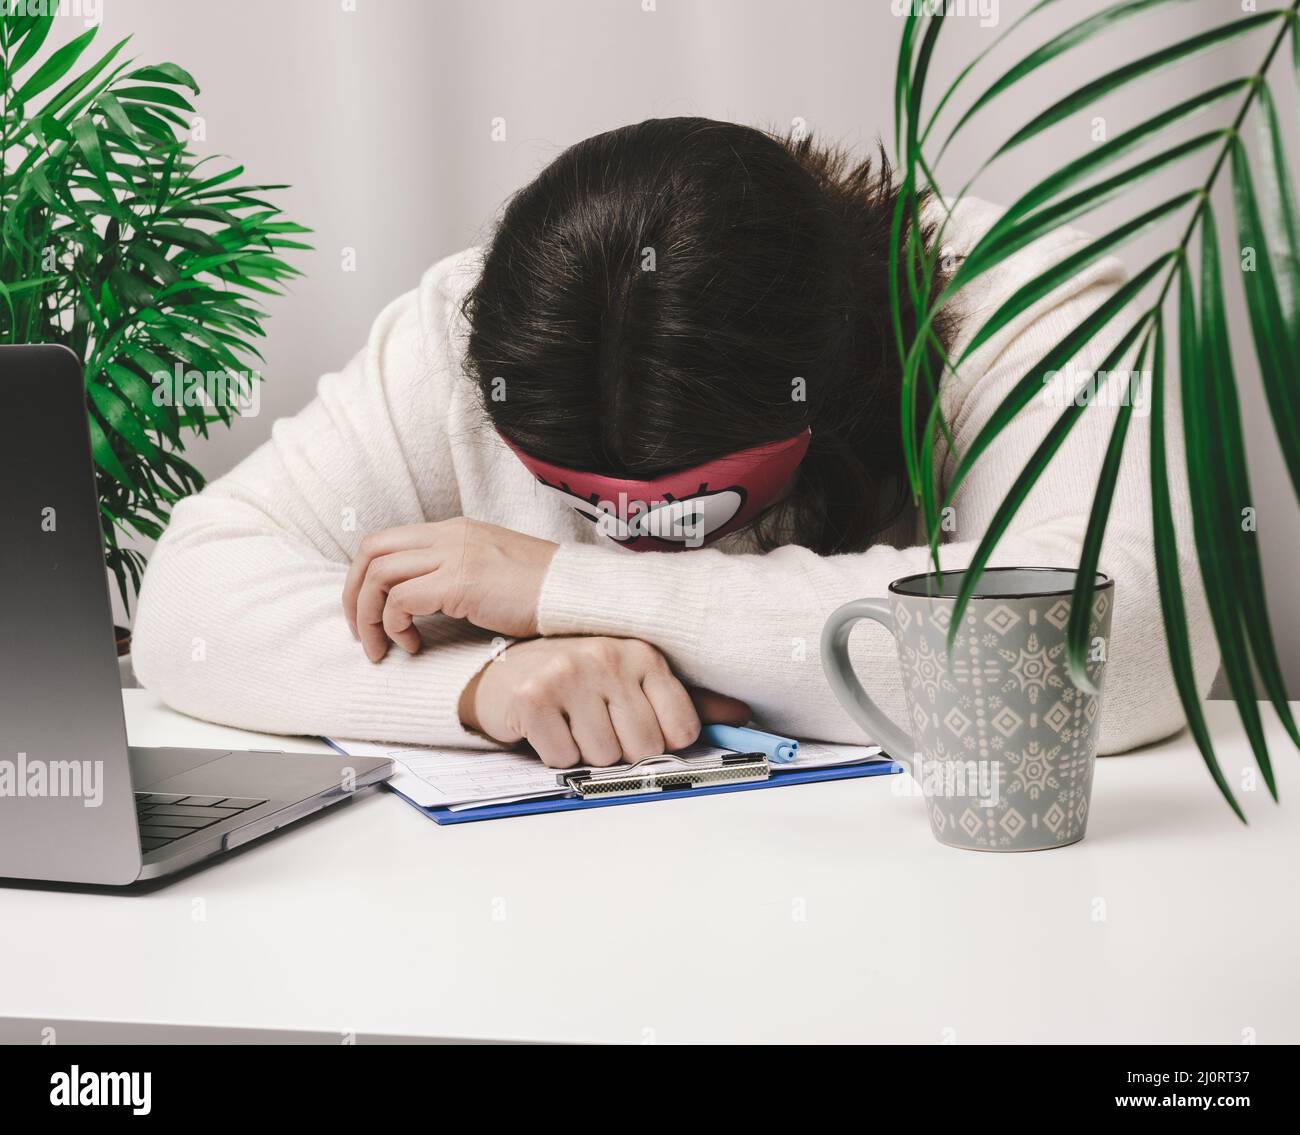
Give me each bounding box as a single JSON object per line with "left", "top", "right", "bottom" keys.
{"left": 131, "top": 252, "right": 507, "bottom": 747}
{"left": 537, "top": 221, "right": 1219, "bottom": 755}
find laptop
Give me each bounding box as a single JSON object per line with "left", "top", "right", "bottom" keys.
{"left": 0, "top": 344, "right": 393, "bottom": 885}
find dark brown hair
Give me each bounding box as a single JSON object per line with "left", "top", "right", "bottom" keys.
{"left": 462, "top": 116, "right": 949, "bottom": 554}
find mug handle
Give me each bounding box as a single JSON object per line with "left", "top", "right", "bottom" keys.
{"left": 820, "top": 598, "right": 916, "bottom": 771}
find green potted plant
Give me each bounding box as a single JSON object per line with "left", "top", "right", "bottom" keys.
{"left": 890, "top": 0, "right": 1300, "bottom": 816}
{"left": 0, "top": 12, "right": 307, "bottom": 661}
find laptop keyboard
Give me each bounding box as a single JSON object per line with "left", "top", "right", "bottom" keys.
{"left": 134, "top": 792, "right": 267, "bottom": 852}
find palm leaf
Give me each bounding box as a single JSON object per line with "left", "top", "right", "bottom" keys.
{"left": 1207, "top": 181, "right": 1300, "bottom": 748}
{"left": 12, "top": 26, "right": 97, "bottom": 103}
{"left": 941, "top": 255, "right": 1173, "bottom": 518}
{"left": 1063, "top": 329, "right": 1151, "bottom": 693}
{"left": 1, "top": 20, "right": 310, "bottom": 611}
{"left": 1243, "top": 85, "right": 1300, "bottom": 499}
{"left": 891, "top": 1, "right": 1300, "bottom": 813}
{"left": 945, "top": 314, "right": 1153, "bottom": 638}
{"left": 957, "top": 193, "right": 1198, "bottom": 363}
{"left": 898, "top": 80, "right": 1249, "bottom": 495}
{"left": 1184, "top": 208, "right": 1280, "bottom": 797}
{"left": 8, "top": 11, "right": 53, "bottom": 75}
{"left": 940, "top": 0, "right": 1196, "bottom": 158}
{"left": 993, "top": 12, "right": 1285, "bottom": 158}
{"left": 1152, "top": 302, "right": 1244, "bottom": 818}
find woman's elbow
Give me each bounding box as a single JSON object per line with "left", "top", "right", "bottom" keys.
{"left": 129, "top": 496, "right": 226, "bottom": 705}
{"left": 1095, "top": 543, "right": 1218, "bottom": 754}
{"left": 130, "top": 538, "right": 196, "bottom": 701}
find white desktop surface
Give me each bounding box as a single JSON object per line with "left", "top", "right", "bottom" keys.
{"left": 1, "top": 690, "right": 1297, "bottom": 1044}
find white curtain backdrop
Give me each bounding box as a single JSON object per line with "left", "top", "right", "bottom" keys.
{"left": 73, "top": 0, "right": 1296, "bottom": 693}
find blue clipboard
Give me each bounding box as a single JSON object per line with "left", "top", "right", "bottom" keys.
{"left": 394, "top": 758, "right": 902, "bottom": 826}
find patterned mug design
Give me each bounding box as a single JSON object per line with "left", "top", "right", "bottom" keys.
{"left": 821, "top": 568, "right": 1114, "bottom": 852}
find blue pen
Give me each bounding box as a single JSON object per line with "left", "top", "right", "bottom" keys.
{"left": 699, "top": 723, "right": 799, "bottom": 765}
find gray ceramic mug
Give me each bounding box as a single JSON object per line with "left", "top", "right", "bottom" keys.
{"left": 821, "top": 567, "right": 1114, "bottom": 852}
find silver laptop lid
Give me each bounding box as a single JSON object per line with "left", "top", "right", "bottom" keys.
{"left": 0, "top": 345, "right": 142, "bottom": 884}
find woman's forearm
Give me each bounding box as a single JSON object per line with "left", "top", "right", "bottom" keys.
{"left": 536, "top": 521, "right": 1216, "bottom": 756}
{"left": 132, "top": 266, "right": 507, "bottom": 746}
{"left": 132, "top": 487, "right": 508, "bottom": 747}
{"left": 535, "top": 536, "right": 1028, "bottom": 745}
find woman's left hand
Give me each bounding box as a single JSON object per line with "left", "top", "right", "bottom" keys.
{"left": 342, "top": 518, "right": 559, "bottom": 661}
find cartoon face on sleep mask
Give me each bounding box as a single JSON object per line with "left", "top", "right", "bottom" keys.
{"left": 501, "top": 429, "right": 812, "bottom": 551}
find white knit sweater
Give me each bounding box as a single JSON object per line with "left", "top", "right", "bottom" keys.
{"left": 131, "top": 197, "right": 1218, "bottom": 755}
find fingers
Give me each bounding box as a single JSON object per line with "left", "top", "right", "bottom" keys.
{"left": 342, "top": 526, "right": 440, "bottom": 640}
{"left": 519, "top": 705, "right": 582, "bottom": 770}
{"left": 642, "top": 670, "right": 703, "bottom": 751}
{"left": 563, "top": 694, "right": 623, "bottom": 767}
{"left": 354, "top": 549, "right": 440, "bottom": 662}
{"left": 381, "top": 576, "right": 456, "bottom": 658}
{"left": 606, "top": 686, "right": 666, "bottom": 762}
{"left": 459, "top": 635, "right": 749, "bottom": 773}
{"left": 523, "top": 683, "right": 682, "bottom": 767}
{"left": 690, "top": 687, "right": 752, "bottom": 727}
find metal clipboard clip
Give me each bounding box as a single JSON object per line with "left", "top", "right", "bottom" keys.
{"left": 558, "top": 752, "right": 771, "bottom": 799}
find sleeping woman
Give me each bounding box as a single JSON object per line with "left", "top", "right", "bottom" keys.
{"left": 131, "top": 117, "right": 1217, "bottom": 768}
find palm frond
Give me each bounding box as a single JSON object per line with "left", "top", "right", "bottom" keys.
{"left": 891, "top": 1, "right": 1300, "bottom": 813}
{"left": 1, "top": 18, "right": 310, "bottom": 613}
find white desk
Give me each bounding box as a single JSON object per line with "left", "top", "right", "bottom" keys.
{"left": 1, "top": 691, "right": 1297, "bottom": 1044}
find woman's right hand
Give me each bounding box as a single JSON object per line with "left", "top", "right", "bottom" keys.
{"left": 458, "top": 636, "right": 750, "bottom": 769}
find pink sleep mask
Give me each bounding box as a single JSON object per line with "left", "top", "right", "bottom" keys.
{"left": 502, "top": 428, "right": 812, "bottom": 551}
